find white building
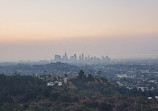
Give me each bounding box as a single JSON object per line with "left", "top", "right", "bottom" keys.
{"left": 147, "top": 97, "right": 152, "bottom": 100}
{"left": 137, "top": 87, "right": 146, "bottom": 92}
{"left": 58, "top": 82, "right": 62, "bottom": 86}
{"left": 155, "top": 96, "right": 158, "bottom": 99}
{"left": 47, "top": 82, "right": 55, "bottom": 86}
{"left": 117, "top": 74, "right": 128, "bottom": 78}
{"left": 64, "top": 77, "right": 68, "bottom": 84}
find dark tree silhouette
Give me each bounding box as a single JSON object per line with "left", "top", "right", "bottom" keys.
{"left": 78, "top": 70, "right": 85, "bottom": 79}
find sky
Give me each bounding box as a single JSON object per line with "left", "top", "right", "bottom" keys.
{"left": 0, "top": 0, "right": 158, "bottom": 61}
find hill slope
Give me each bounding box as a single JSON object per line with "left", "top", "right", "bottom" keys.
{"left": 0, "top": 74, "right": 158, "bottom": 111}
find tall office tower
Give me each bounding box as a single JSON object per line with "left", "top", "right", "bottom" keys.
{"left": 74, "top": 54, "right": 77, "bottom": 61}
{"left": 54, "top": 55, "right": 62, "bottom": 62}
{"left": 64, "top": 52, "right": 67, "bottom": 57}
{"left": 79, "top": 55, "right": 82, "bottom": 61}
{"left": 103, "top": 56, "right": 110, "bottom": 63}
{"left": 81, "top": 53, "right": 84, "bottom": 60}
{"left": 70, "top": 55, "right": 74, "bottom": 63}
{"left": 88, "top": 55, "right": 90, "bottom": 60}
{"left": 62, "top": 52, "right": 68, "bottom": 62}
{"left": 85, "top": 57, "right": 88, "bottom": 61}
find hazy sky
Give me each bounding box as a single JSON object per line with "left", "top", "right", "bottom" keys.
{"left": 0, "top": 0, "right": 158, "bottom": 61}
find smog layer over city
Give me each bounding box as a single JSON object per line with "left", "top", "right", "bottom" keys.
{"left": 0, "top": 0, "right": 158, "bottom": 111}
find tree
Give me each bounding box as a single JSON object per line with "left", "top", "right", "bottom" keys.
{"left": 78, "top": 70, "right": 85, "bottom": 79}
{"left": 97, "top": 71, "right": 101, "bottom": 78}
{"left": 99, "top": 101, "right": 112, "bottom": 111}
{"left": 64, "top": 74, "right": 68, "bottom": 77}
{"left": 88, "top": 74, "right": 93, "bottom": 80}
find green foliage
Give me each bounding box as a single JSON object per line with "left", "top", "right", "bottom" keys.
{"left": 78, "top": 70, "right": 86, "bottom": 79}
{"left": 117, "top": 103, "right": 130, "bottom": 111}
{"left": 64, "top": 74, "right": 68, "bottom": 77}
{"left": 50, "top": 92, "right": 60, "bottom": 102}
{"left": 82, "top": 101, "right": 98, "bottom": 108}
{"left": 0, "top": 74, "right": 157, "bottom": 111}
{"left": 87, "top": 74, "right": 94, "bottom": 81}
{"left": 99, "top": 100, "right": 113, "bottom": 111}
{"left": 60, "top": 94, "right": 73, "bottom": 103}
{"left": 134, "top": 98, "right": 150, "bottom": 111}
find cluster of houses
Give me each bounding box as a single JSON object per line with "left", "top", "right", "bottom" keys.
{"left": 47, "top": 76, "right": 68, "bottom": 87}
{"left": 117, "top": 74, "right": 136, "bottom": 79}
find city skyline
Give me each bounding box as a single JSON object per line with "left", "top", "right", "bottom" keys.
{"left": 53, "top": 53, "right": 111, "bottom": 64}
{"left": 0, "top": 0, "right": 158, "bottom": 61}
{"left": 1, "top": 35, "right": 158, "bottom": 62}
{"left": 0, "top": 1, "right": 158, "bottom": 110}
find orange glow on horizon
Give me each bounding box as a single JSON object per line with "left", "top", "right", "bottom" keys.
{"left": 0, "top": 0, "right": 158, "bottom": 43}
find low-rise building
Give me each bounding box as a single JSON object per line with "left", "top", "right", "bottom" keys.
{"left": 47, "top": 82, "right": 55, "bottom": 86}
{"left": 147, "top": 97, "right": 152, "bottom": 100}
{"left": 58, "top": 82, "right": 62, "bottom": 86}
{"left": 155, "top": 96, "right": 158, "bottom": 99}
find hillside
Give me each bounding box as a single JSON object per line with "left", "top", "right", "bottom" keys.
{"left": 0, "top": 73, "right": 158, "bottom": 111}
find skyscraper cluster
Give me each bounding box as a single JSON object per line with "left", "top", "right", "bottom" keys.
{"left": 53, "top": 53, "right": 110, "bottom": 64}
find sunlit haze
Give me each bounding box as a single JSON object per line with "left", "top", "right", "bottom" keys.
{"left": 0, "top": 0, "right": 158, "bottom": 61}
